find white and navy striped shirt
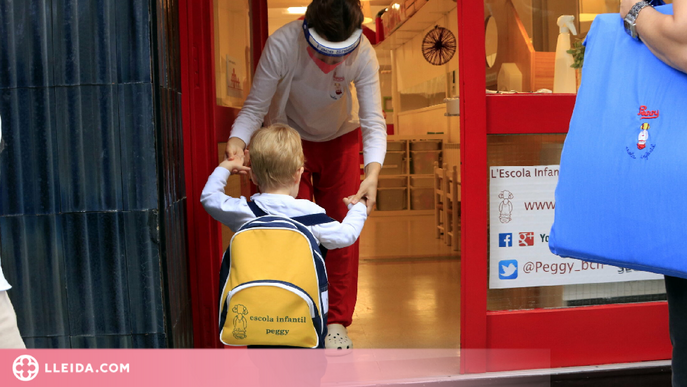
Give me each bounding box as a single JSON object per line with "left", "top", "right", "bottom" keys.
{"left": 201, "top": 167, "right": 367, "bottom": 250}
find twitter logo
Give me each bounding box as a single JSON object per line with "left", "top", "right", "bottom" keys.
{"left": 499, "top": 260, "right": 518, "bottom": 280}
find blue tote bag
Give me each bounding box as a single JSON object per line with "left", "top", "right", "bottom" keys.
{"left": 549, "top": 4, "right": 687, "bottom": 279}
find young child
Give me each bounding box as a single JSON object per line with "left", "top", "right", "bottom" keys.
{"left": 201, "top": 123, "right": 368, "bottom": 263}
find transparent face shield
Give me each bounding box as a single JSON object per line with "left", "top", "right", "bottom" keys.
{"left": 302, "top": 19, "right": 363, "bottom": 74}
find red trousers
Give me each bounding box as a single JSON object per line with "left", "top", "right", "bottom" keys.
{"left": 297, "top": 130, "right": 361, "bottom": 327}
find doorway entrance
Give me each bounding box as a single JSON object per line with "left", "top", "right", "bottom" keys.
{"left": 179, "top": 0, "right": 672, "bottom": 376}
{"left": 179, "top": 0, "right": 463, "bottom": 351}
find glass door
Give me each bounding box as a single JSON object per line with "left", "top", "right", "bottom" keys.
{"left": 179, "top": 0, "right": 266, "bottom": 348}
{"left": 458, "top": 0, "right": 671, "bottom": 373}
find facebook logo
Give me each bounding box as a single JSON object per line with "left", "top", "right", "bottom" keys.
{"left": 499, "top": 233, "right": 513, "bottom": 247}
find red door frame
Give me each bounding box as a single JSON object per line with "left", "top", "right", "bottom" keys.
{"left": 458, "top": 0, "right": 671, "bottom": 373}
{"left": 179, "top": 0, "right": 268, "bottom": 348}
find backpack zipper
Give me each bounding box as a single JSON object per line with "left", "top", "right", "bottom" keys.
{"left": 227, "top": 280, "right": 318, "bottom": 320}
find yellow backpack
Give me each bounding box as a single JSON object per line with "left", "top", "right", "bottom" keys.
{"left": 218, "top": 202, "right": 334, "bottom": 348}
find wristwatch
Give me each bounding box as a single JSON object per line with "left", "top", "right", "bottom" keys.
{"left": 624, "top": 1, "right": 653, "bottom": 41}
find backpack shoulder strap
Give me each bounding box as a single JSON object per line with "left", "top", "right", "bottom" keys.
{"left": 248, "top": 200, "right": 334, "bottom": 226}
{"left": 246, "top": 202, "right": 334, "bottom": 259}
{"left": 290, "top": 214, "right": 335, "bottom": 260}
{"left": 247, "top": 201, "right": 267, "bottom": 217}
{"left": 291, "top": 213, "right": 336, "bottom": 226}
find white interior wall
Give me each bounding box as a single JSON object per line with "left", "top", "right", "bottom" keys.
{"left": 397, "top": 105, "right": 447, "bottom": 136}
{"left": 395, "top": 14, "right": 452, "bottom": 92}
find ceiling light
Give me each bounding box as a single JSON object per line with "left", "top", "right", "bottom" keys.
{"left": 286, "top": 7, "right": 307, "bottom": 14}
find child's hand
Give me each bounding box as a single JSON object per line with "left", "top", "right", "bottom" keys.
{"left": 343, "top": 195, "right": 367, "bottom": 207}
{"left": 220, "top": 150, "right": 251, "bottom": 175}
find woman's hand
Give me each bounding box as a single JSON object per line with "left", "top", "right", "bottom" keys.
{"left": 351, "top": 162, "right": 381, "bottom": 215}
{"left": 225, "top": 137, "right": 247, "bottom": 162}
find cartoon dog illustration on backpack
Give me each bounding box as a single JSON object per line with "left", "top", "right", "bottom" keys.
{"left": 232, "top": 304, "right": 249, "bottom": 340}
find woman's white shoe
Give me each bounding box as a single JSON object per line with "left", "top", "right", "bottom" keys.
{"left": 325, "top": 323, "right": 353, "bottom": 350}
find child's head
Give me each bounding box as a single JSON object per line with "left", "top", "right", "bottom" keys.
{"left": 249, "top": 124, "right": 304, "bottom": 193}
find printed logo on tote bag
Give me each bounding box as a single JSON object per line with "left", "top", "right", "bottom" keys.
{"left": 626, "top": 105, "right": 659, "bottom": 160}
{"left": 638, "top": 105, "right": 659, "bottom": 120}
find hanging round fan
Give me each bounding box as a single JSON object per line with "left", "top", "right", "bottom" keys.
{"left": 422, "top": 26, "right": 457, "bottom": 66}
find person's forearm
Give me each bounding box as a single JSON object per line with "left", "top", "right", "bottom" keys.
{"left": 360, "top": 124, "right": 387, "bottom": 167}
{"left": 230, "top": 94, "right": 270, "bottom": 145}
{"left": 315, "top": 203, "right": 367, "bottom": 249}
{"left": 201, "top": 168, "right": 230, "bottom": 196}
{"left": 200, "top": 168, "right": 248, "bottom": 231}
{"left": 356, "top": 57, "right": 388, "bottom": 167}
{"left": 228, "top": 137, "right": 246, "bottom": 151}
{"left": 635, "top": 1, "right": 687, "bottom": 73}
{"left": 200, "top": 168, "right": 232, "bottom": 221}
{"left": 230, "top": 36, "right": 283, "bottom": 143}
{"left": 364, "top": 162, "right": 381, "bottom": 179}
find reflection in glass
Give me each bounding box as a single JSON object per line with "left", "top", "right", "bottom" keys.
{"left": 483, "top": 0, "right": 633, "bottom": 93}
{"left": 486, "top": 134, "right": 667, "bottom": 311}
{"left": 399, "top": 74, "right": 447, "bottom": 112}
{"left": 214, "top": 0, "right": 252, "bottom": 108}
{"left": 485, "top": 16, "right": 498, "bottom": 68}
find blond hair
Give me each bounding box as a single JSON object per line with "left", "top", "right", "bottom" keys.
{"left": 250, "top": 124, "right": 305, "bottom": 191}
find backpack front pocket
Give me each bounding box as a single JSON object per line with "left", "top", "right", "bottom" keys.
{"left": 221, "top": 280, "right": 321, "bottom": 348}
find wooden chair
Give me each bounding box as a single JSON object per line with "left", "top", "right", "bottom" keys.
{"left": 434, "top": 162, "right": 446, "bottom": 240}
{"left": 434, "top": 163, "right": 461, "bottom": 251}
{"left": 445, "top": 165, "right": 460, "bottom": 251}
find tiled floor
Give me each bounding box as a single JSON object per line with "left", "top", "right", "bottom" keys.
{"left": 359, "top": 213, "right": 458, "bottom": 260}
{"left": 351, "top": 214, "right": 461, "bottom": 349}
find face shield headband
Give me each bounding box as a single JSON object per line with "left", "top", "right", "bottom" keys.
{"left": 302, "top": 19, "right": 363, "bottom": 57}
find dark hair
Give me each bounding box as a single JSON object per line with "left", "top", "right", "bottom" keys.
{"left": 305, "top": 0, "right": 364, "bottom": 42}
